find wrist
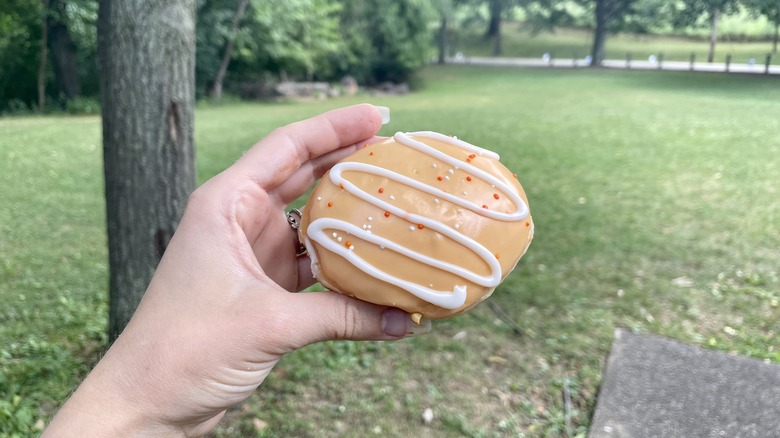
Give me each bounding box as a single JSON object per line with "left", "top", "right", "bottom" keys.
{"left": 44, "top": 344, "right": 185, "bottom": 437}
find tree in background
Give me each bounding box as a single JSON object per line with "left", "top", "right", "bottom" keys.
{"left": 745, "top": 0, "right": 780, "bottom": 53}
{"left": 196, "top": 0, "right": 348, "bottom": 97}
{"left": 526, "top": 0, "right": 645, "bottom": 66}
{"left": 38, "top": 0, "right": 49, "bottom": 112}
{"left": 0, "top": 0, "right": 97, "bottom": 113}
{"left": 487, "top": 0, "right": 504, "bottom": 54}
{"left": 254, "top": 0, "right": 344, "bottom": 81}
{"left": 436, "top": 0, "right": 455, "bottom": 63}
{"left": 210, "top": 0, "right": 250, "bottom": 101}
{"left": 1, "top": 1, "right": 48, "bottom": 112}
{"left": 98, "top": 0, "right": 197, "bottom": 340}
{"left": 673, "top": 0, "right": 742, "bottom": 62}
{"left": 484, "top": 0, "right": 526, "bottom": 55}
{"left": 337, "top": 0, "right": 433, "bottom": 84}
{"left": 589, "top": 0, "right": 641, "bottom": 65}
{"left": 48, "top": 0, "right": 81, "bottom": 100}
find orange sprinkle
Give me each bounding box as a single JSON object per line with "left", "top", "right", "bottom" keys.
{"left": 493, "top": 193, "right": 500, "bottom": 199}
{"left": 482, "top": 205, "right": 488, "bottom": 209}
{"left": 495, "top": 253, "right": 501, "bottom": 259}
{"left": 378, "top": 187, "right": 384, "bottom": 193}
{"left": 468, "top": 153, "right": 476, "bottom": 159}
{"left": 437, "top": 176, "right": 443, "bottom": 181}
{"left": 466, "top": 158, "right": 472, "bottom": 163}
{"left": 345, "top": 241, "right": 351, "bottom": 248}
{"left": 327, "top": 202, "right": 333, "bottom": 207}
{"left": 466, "top": 176, "right": 472, "bottom": 182}
{"left": 339, "top": 183, "right": 344, "bottom": 190}
{"left": 369, "top": 151, "right": 374, "bottom": 156}
{"left": 417, "top": 224, "right": 424, "bottom": 229}
{"left": 525, "top": 221, "right": 530, "bottom": 227}
{"left": 384, "top": 211, "right": 390, "bottom": 217}
{"left": 513, "top": 173, "right": 518, "bottom": 178}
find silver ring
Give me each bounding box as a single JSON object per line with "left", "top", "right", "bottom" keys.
{"left": 286, "top": 208, "right": 307, "bottom": 256}
{"left": 286, "top": 208, "right": 302, "bottom": 230}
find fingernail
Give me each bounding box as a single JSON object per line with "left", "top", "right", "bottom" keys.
{"left": 382, "top": 308, "right": 431, "bottom": 338}
{"left": 374, "top": 106, "right": 390, "bottom": 125}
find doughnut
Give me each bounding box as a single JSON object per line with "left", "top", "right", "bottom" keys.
{"left": 298, "top": 131, "right": 533, "bottom": 320}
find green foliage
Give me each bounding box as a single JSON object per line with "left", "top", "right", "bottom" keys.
{"left": 0, "top": 0, "right": 45, "bottom": 112}
{"left": 672, "top": 0, "right": 743, "bottom": 29}
{"left": 0, "top": 336, "right": 83, "bottom": 436}
{"left": 195, "top": 0, "right": 434, "bottom": 97}
{"left": 65, "top": 96, "right": 99, "bottom": 114}
{"left": 335, "top": 0, "right": 435, "bottom": 84}
{"left": 746, "top": 0, "right": 780, "bottom": 25}
{"left": 0, "top": 0, "right": 98, "bottom": 113}
{"left": 254, "top": 0, "right": 344, "bottom": 79}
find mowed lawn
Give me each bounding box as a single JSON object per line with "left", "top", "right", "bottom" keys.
{"left": 2, "top": 66, "right": 779, "bottom": 437}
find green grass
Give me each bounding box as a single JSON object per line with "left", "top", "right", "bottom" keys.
{"left": 457, "top": 22, "right": 780, "bottom": 65}
{"left": 2, "top": 66, "right": 780, "bottom": 437}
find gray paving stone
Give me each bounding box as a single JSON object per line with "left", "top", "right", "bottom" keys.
{"left": 590, "top": 328, "right": 780, "bottom": 438}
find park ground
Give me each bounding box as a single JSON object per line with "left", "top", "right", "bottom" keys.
{"left": 1, "top": 65, "right": 779, "bottom": 437}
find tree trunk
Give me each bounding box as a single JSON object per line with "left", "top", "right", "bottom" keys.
{"left": 48, "top": 0, "right": 81, "bottom": 100}
{"left": 590, "top": 0, "right": 608, "bottom": 66}
{"left": 486, "top": 0, "right": 502, "bottom": 39}
{"left": 438, "top": 15, "right": 448, "bottom": 64}
{"left": 98, "top": 0, "right": 197, "bottom": 341}
{"left": 211, "top": 0, "right": 250, "bottom": 101}
{"left": 38, "top": 0, "right": 49, "bottom": 112}
{"left": 707, "top": 8, "right": 720, "bottom": 63}
{"left": 492, "top": 25, "right": 502, "bottom": 56}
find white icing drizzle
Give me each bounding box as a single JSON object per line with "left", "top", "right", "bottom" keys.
{"left": 306, "top": 131, "right": 530, "bottom": 310}
{"left": 307, "top": 219, "right": 469, "bottom": 309}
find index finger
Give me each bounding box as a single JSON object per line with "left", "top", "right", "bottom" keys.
{"left": 233, "top": 104, "right": 384, "bottom": 191}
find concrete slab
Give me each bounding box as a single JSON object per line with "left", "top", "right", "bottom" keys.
{"left": 590, "top": 328, "right": 780, "bottom": 438}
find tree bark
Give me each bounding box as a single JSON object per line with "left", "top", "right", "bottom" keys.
{"left": 492, "top": 26, "right": 502, "bottom": 56}
{"left": 211, "top": 0, "right": 250, "bottom": 101}
{"left": 486, "top": 0, "right": 503, "bottom": 55}
{"left": 98, "top": 0, "right": 197, "bottom": 341}
{"left": 590, "top": 0, "right": 608, "bottom": 66}
{"left": 438, "top": 14, "right": 448, "bottom": 64}
{"left": 38, "top": 0, "right": 49, "bottom": 112}
{"left": 486, "top": 0, "right": 502, "bottom": 38}
{"left": 48, "top": 0, "right": 81, "bottom": 100}
{"left": 707, "top": 8, "right": 720, "bottom": 63}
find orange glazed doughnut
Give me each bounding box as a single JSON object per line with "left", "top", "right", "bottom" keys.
{"left": 299, "top": 132, "right": 533, "bottom": 320}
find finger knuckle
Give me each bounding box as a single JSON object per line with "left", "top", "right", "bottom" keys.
{"left": 335, "top": 298, "right": 360, "bottom": 340}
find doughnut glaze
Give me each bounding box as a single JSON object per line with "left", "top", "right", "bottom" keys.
{"left": 299, "top": 132, "right": 533, "bottom": 319}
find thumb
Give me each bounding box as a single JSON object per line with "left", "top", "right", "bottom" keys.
{"left": 284, "top": 292, "right": 432, "bottom": 348}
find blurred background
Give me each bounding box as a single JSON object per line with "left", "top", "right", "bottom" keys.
{"left": 1, "top": 0, "right": 779, "bottom": 437}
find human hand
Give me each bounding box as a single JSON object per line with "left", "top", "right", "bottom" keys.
{"left": 44, "top": 104, "right": 430, "bottom": 437}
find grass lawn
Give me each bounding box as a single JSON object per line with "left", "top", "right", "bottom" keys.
{"left": 2, "top": 66, "right": 780, "bottom": 437}
{"left": 457, "top": 23, "right": 780, "bottom": 65}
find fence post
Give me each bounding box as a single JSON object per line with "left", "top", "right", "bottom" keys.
{"left": 689, "top": 53, "right": 696, "bottom": 71}
{"left": 658, "top": 53, "right": 664, "bottom": 70}
{"left": 725, "top": 54, "right": 732, "bottom": 72}
{"left": 766, "top": 54, "right": 772, "bottom": 75}
{"left": 626, "top": 52, "right": 632, "bottom": 69}
{"left": 573, "top": 52, "right": 578, "bottom": 68}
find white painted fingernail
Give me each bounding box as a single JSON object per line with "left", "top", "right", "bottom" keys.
{"left": 374, "top": 106, "right": 390, "bottom": 124}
